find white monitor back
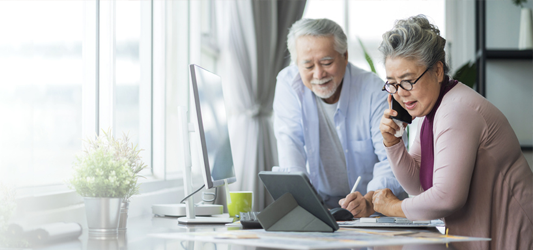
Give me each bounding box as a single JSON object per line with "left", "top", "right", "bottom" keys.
{"left": 189, "top": 64, "right": 236, "bottom": 189}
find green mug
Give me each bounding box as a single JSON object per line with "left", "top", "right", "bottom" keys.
{"left": 227, "top": 191, "right": 253, "bottom": 218}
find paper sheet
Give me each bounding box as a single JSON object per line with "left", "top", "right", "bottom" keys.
{"left": 150, "top": 228, "right": 490, "bottom": 250}
{"left": 393, "top": 119, "right": 405, "bottom": 138}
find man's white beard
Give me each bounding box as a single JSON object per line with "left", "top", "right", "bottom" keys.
{"left": 311, "top": 77, "right": 337, "bottom": 99}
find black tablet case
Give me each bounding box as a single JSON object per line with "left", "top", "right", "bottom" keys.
{"left": 258, "top": 171, "right": 339, "bottom": 232}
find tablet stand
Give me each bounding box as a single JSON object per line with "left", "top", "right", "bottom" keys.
{"left": 257, "top": 193, "right": 334, "bottom": 232}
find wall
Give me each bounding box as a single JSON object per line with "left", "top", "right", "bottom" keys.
{"left": 486, "top": 0, "right": 533, "bottom": 49}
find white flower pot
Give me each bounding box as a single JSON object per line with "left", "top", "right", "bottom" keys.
{"left": 84, "top": 197, "right": 123, "bottom": 238}
{"left": 118, "top": 201, "right": 129, "bottom": 231}
{"left": 519, "top": 8, "right": 533, "bottom": 49}
{"left": 87, "top": 237, "right": 119, "bottom": 249}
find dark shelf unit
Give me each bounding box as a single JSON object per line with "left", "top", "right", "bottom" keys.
{"left": 486, "top": 49, "right": 533, "bottom": 59}
{"left": 475, "top": 0, "right": 487, "bottom": 97}
{"left": 475, "top": 1, "right": 533, "bottom": 95}
{"left": 476, "top": 1, "right": 533, "bottom": 152}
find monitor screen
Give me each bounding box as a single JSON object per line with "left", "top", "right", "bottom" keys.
{"left": 189, "top": 64, "right": 236, "bottom": 188}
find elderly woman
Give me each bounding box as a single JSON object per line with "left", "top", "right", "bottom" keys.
{"left": 373, "top": 15, "right": 533, "bottom": 249}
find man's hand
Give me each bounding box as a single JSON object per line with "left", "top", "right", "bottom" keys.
{"left": 338, "top": 191, "right": 375, "bottom": 218}
{"left": 372, "top": 188, "right": 405, "bottom": 217}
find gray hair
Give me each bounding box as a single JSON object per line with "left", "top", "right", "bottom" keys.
{"left": 287, "top": 18, "right": 347, "bottom": 64}
{"left": 379, "top": 15, "right": 449, "bottom": 76}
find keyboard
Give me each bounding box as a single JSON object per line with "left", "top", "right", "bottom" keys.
{"left": 239, "top": 212, "right": 263, "bottom": 229}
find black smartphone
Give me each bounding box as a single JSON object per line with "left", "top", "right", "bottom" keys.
{"left": 390, "top": 95, "right": 412, "bottom": 124}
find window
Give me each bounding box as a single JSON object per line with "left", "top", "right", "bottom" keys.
{"left": 165, "top": 0, "right": 218, "bottom": 178}
{"left": 0, "top": 1, "right": 84, "bottom": 187}
{"left": 0, "top": 0, "right": 211, "bottom": 190}
{"left": 104, "top": 0, "right": 153, "bottom": 176}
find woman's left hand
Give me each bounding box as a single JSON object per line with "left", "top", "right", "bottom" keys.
{"left": 372, "top": 188, "right": 405, "bottom": 217}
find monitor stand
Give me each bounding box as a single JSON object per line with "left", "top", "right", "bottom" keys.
{"left": 151, "top": 203, "right": 223, "bottom": 217}
{"left": 176, "top": 107, "right": 233, "bottom": 224}
{"left": 178, "top": 215, "right": 233, "bottom": 224}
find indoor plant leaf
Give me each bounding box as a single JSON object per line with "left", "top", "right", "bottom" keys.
{"left": 452, "top": 61, "right": 476, "bottom": 89}
{"left": 357, "top": 37, "right": 377, "bottom": 74}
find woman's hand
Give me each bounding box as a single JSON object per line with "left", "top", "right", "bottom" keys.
{"left": 379, "top": 95, "right": 403, "bottom": 147}
{"left": 372, "top": 188, "right": 405, "bottom": 217}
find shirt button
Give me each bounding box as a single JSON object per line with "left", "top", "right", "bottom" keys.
{"left": 345, "top": 149, "right": 348, "bottom": 153}
{"left": 336, "top": 126, "right": 340, "bottom": 130}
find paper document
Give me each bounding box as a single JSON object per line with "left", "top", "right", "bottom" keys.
{"left": 360, "top": 217, "right": 396, "bottom": 223}
{"left": 150, "top": 227, "right": 489, "bottom": 250}
{"left": 338, "top": 218, "right": 444, "bottom": 228}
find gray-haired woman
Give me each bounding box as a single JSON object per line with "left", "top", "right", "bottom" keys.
{"left": 373, "top": 15, "right": 532, "bottom": 249}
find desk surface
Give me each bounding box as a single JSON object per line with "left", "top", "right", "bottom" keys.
{"left": 39, "top": 214, "right": 484, "bottom": 250}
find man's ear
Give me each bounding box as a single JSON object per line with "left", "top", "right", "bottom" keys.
{"left": 344, "top": 51, "right": 349, "bottom": 62}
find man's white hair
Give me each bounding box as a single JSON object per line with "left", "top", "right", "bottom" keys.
{"left": 287, "top": 18, "right": 348, "bottom": 64}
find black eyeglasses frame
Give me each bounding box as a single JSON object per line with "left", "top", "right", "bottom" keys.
{"left": 382, "top": 67, "right": 431, "bottom": 94}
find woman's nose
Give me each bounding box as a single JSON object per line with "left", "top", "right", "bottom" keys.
{"left": 396, "top": 86, "right": 410, "bottom": 97}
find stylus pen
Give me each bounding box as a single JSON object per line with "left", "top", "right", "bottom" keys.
{"left": 350, "top": 176, "right": 362, "bottom": 194}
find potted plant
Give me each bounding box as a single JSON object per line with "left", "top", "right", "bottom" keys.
{"left": 68, "top": 129, "right": 146, "bottom": 236}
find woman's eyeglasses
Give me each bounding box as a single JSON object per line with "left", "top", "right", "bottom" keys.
{"left": 382, "top": 67, "right": 430, "bottom": 94}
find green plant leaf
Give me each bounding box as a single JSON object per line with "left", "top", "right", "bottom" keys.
{"left": 68, "top": 128, "right": 147, "bottom": 200}
{"left": 512, "top": 0, "right": 527, "bottom": 8}
{"left": 357, "top": 37, "right": 377, "bottom": 74}
{"left": 452, "top": 61, "right": 476, "bottom": 89}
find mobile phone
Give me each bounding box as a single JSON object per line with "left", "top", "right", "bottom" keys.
{"left": 390, "top": 95, "right": 412, "bottom": 124}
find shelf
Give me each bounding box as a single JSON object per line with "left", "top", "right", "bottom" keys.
{"left": 476, "top": 1, "right": 533, "bottom": 152}
{"left": 486, "top": 50, "right": 533, "bottom": 60}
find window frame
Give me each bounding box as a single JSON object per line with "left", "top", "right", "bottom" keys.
{"left": 12, "top": 0, "right": 201, "bottom": 213}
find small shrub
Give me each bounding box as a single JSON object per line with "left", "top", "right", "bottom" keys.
{"left": 68, "top": 129, "right": 146, "bottom": 201}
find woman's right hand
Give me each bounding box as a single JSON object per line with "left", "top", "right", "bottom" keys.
{"left": 379, "top": 95, "right": 403, "bottom": 147}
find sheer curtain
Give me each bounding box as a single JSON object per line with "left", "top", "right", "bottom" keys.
{"left": 215, "top": 0, "right": 306, "bottom": 211}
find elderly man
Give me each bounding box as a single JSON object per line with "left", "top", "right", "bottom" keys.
{"left": 273, "top": 18, "right": 406, "bottom": 217}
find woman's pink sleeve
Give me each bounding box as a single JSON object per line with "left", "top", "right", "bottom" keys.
{"left": 385, "top": 119, "right": 424, "bottom": 195}
{"left": 388, "top": 105, "right": 484, "bottom": 220}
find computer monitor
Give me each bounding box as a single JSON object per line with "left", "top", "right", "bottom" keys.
{"left": 151, "top": 65, "right": 236, "bottom": 224}
{"left": 171, "top": 64, "right": 236, "bottom": 224}
{"left": 189, "top": 64, "right": 237, "bottom": 189}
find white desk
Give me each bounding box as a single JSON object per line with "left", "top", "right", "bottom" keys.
{"left": 37, "top": 214, "right": 485, "bottom": 250}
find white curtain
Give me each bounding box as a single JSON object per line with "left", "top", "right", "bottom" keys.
{"left": 215, "top": 0, "right": 306, "bottom": 211}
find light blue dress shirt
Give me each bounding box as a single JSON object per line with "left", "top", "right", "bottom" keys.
{"left": 273, "top": 63, "right": 405, "bottom": 202}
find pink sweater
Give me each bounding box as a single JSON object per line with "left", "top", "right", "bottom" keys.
{"left": 386, "top": 83, "right": 533, "bottom": 250}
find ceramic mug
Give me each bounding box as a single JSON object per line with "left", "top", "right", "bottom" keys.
{"left": 227, "top": 191, "right": 253, "bottom": 217}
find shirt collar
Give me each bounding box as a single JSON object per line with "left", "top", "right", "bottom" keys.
{"left": 336, "top": 64, "right": 352, "bottom": 117}
{"left": 290, "top": 71, "right": 304, "bottom": 96}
